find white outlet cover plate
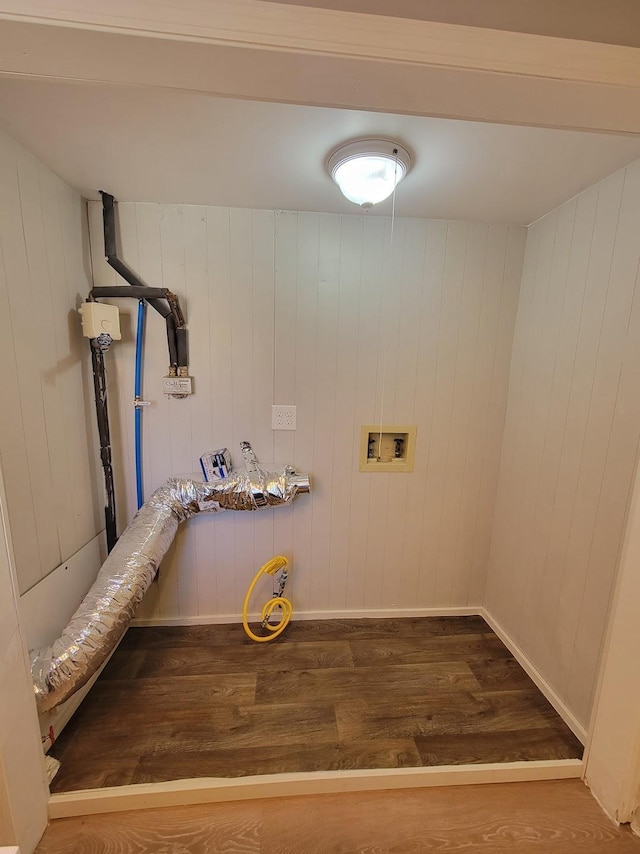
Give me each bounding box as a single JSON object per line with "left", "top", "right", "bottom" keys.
{"left": 272, "top": 404, "right": 296, "bottom": 430}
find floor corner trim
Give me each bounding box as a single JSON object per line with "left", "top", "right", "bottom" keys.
{"left": 48, "top": 760, "right": 584, "bottom": 819}
{"left": 480, "top": 608, "right": 587, "bottom": 744}
{"left": 131, "top": 606, "right": 484, "bottom": 627}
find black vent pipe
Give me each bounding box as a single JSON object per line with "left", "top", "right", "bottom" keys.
{"left": 98, "top": 192, "right": 188, "bottom": 369}
{"left": 88, "top": 193, "right": 190, "bottom": 553}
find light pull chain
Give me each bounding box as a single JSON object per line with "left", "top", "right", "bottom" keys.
{"left": 377, "top": 149, "right": 399, "bottom": 458}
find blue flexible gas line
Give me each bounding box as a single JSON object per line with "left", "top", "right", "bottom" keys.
{"left": 134, "top": 300, "right": 146, "bottom": 509}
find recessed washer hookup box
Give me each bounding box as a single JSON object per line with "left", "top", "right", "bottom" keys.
{"left": 199, "top": 448, "right": 232, "bottom": 481}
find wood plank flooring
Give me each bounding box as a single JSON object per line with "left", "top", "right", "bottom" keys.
{"left": 49, "top": 616, "right": 582, "bottom": 792}
{"left": 36, "top": 780, "right": 640, "bottom": 853}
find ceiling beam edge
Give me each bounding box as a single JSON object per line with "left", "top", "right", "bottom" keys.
{"left": 1, "top": 0, "right": 640, "bottom": 88}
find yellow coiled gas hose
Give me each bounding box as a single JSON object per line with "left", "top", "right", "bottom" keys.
{"left": 242, "top": 555, "right": 292, "bottom": 642}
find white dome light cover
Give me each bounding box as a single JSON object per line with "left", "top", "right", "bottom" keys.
{"left": 328, "top": 139, "right": 411, "bottom": 208}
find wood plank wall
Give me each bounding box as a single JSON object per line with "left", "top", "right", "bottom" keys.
{"left": 486, "top": 159, "right": 640, "bottom": 731}
{"left": 87, "top": 203, "right": 525, "bottom": 620}
{"left": 0, "top": 130, "right": 102, "bottom": 594}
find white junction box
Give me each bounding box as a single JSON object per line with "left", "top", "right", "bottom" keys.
{"left": 78, "top": 301, "right": 121, "bottom": 340}
{"left": 272, "top": 404, "right": 297, "bottom": 430}
{"left": 162, "top": 376, "right": 193, "bottom": 396}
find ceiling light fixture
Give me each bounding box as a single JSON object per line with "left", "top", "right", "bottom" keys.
{"left": 327, "top": 139, "right": 412, "bottom": 209}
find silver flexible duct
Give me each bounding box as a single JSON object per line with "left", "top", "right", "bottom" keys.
{"left": 30, "top": 443, "right": 310, "bottom": 713}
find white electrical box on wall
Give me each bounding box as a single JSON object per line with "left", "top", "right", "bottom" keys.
{"left": 78, "top": 302, "right": 121, "bottom": 340}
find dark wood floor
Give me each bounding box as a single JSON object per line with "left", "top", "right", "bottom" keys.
{"left": 37, "top": 781, "right": 640, "bottom": 853}
{"left": 49, "top": 616, "right": 582, "bottom": 792}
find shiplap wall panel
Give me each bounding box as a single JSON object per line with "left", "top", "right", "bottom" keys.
{"left": 182, "top": 206, "right": 208, "bottom": 617}
{"left": 40, "top": 165, "right": 83, "bottom": 559}
{"left": 0, "top": 130, "right": 101, "bottom": 595}
{"left": 57, "top": 170, "right": 103, "bottom": 551}
{"left": 468, "top": 226, "right": 527, "bottom": 606}
{"left": 0, "top": 141, "right": 41, "bottom": 589}
{"left": 419, "top": 222, "right": 467, "bottom": 607}
{"left": 8, "top": 150, "right": 60, "bottom": 579}
{"left": 271, "top": 211, "right": 296, "bottom": 611}
{"left": 170, "top": 212, "right": 198, "bottom": 614}
{"left": 202, "top": 206, "right": 234, "bottom": 616}
{"left": 486, "top": 160, "right": 640, "bottom": 730}
{"left": 550, "top": 173, "right": 624, "bottom": 680}
{"left": 514, "top": 200, "right": 576, "bottom": 652}
{"left": 309, "top": 214, "right": 339, "bottom": 611}
{"left": 350, "top": 216, "right": 384, "bottom": 611}
{"left": 522, "top": 187, "right": 599, "bottom": 676}
{"left": 326, "top": 215, "right": 361, "bottom": 612}
{"left": 20, "top": 154, "right": 67, "bottom": 564}
{"left": 88, "top": 203, "right": 524, "bottom": 619}
{"left": 251, "top": 210, "right": 277, "bottom": 593}
{"left": 401, "top": 220, "right": 446, "bottom": 608}
{"left": 20, "top": 154, "right": 76, "bottom": 564}
{"left": 371, "top": 218, "right": 407, "bottom": 609}
{"left": 380, "top": 219, "right": 425, "bottom": 609}
{"left": 228, "top": 209, "right": 256, "bottom": 610}
{"left": 454, "top": 225, "right": 505, "bottom": 604}
{"left": 291, "top": 212, "right": 320, "bottom": 611}
{"left": 565, "top": 162, "right": 640, "bottom": 718}
{"left": 438, "top": 224, "right": 487, "bottom": 606}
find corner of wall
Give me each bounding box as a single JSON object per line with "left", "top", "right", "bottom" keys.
{"left": 477, "top": 222, "right": 529, "bottom": 609}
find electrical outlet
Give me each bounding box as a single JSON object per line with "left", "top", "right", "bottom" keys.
{"left": 272, "top": 404, "right": 296, "bottom": 430}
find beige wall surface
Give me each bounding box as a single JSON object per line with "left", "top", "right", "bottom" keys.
{"left": 586, "top": 449, "right": 640, "bottom": 822}
{"left": 486, "top": 159, "right": 640, "bottom": 731}
{"left": 0, "top": 129, "right": 102, "bottom": 594}
{"left": 0, "top": 471, "right": 48, "bottom": 852}
{"left": 87, "top": 203, "right": 525, "bottom": 620}
{"left": 0, "top": 126, "right": 106, "bottom": 854}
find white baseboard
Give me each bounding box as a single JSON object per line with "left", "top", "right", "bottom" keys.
{"left": 480, "top": 608, "right": 587, "bottom": 745}
{"left": 48, "top": 759, "right": 583, "bottom": 819}
{"left": 131, "top": 606, "right": 482, "bottom": 627}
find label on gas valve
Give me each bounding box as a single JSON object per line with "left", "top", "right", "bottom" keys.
{"left": 162, "top": 376, "right": 193, "bottom": 395}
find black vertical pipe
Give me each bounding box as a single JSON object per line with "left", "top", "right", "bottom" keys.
{"left": 166, "top": 314, "right": 178, "bottom": 369}
{"left": 176, "top": 327, "right": 188, "bottom": 369}
{"left": 99, "top": 191, "right": 175, "bottom": 324}
{"left": 90, "top": 342, "right": 118, "bottom": 552}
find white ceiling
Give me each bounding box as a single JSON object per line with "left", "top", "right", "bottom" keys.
{"left": 1, "top": 76, "right": 640, "bottom": 225}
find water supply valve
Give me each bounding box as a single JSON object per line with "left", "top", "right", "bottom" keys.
{"left": 92, "top": 333, "right": 114, "bottom": 352}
